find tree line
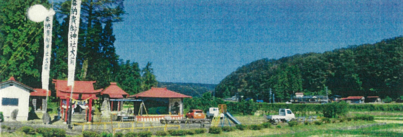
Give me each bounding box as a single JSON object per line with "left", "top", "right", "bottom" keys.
{"left": 215, "top": 36, "right": 403, "bottom": 102}
{"left": 0, "top": 0, "right": 157, "bottom": 96}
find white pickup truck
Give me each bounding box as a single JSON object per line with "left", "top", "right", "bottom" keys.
{"left": 266, "top": 108, "right": 295, "bottom": 124}
{"left": 206, "top": 107, "right": 224, "bottom": 119}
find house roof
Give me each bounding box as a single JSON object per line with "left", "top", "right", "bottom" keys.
{"left": 0, "top": 77, "right": 35, "bottom": 92}
{"left": 130, "top": 87, "right": 192, "bottom": 98}
{"left": 53, "top": 79, "right": 102, "bottom": 99}
{"left": 342, "top": 96, "right": 364, "bottom": 100}
{"left": 31, "top": 88, "right": 51, "bottom": 96}
{"left": 101, "top": 82, "right": 129, "bottom": 98}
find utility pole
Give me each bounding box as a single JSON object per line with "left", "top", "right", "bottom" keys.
{"left": 269, "top": 88, "right": 272, "bottom": 104}
{"left": 326, "top": 86, "right": 329, "bottom": 103}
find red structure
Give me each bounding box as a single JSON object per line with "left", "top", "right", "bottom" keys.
{"left": 130, "top": 87, "right": 191, "bottom": 98}
{"left": 130, "top": 87, "right": 191, "bottom": 122}
{"left": 53, "top": 80, "right": 103, "bottom": 122}
{"left": 101, "top": 82, "right": 129, "bottom": 111}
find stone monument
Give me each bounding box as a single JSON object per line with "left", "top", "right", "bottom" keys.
{"left": 101, "top": 98, "right": 110, "bottom": 117}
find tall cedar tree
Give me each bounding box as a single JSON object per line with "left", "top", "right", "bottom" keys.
{"left": 0, "top": 0, "right": 50, "bottom": 86}
{"left": 141, "top": 62, "right": 158, "bottom": 91}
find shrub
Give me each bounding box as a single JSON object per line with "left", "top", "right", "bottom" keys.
{"left": 19, "top": 126, "right": 35, "bottom": 135}
{"left": 221, "top": 126, "right": 236, "bottom": 132}
{"left": 83, "top": 131, "right": 100, "bottom": 137}
{"left": 304, "top": 121, "right": 310, "bottom": 125}
{"left": 322, "top": 118, "right": 330, "bottom": 123}
{"left": 168, "top": 129, "right": 186, "bottom": 136}
{"left": 288, "top": 119, "right": 298, "bottom": 127}
{"left": 155, "top": 131, "right": 167, "bottom": 136}
{"left": 100, "top": 132, "right": 113, "bottom": 137}
{"left": 262, "top": 122, "right": 271, "bottom": 128}
{"left": 208, "top": 127, "right": 222, "bottom": 134}
{"left": 194, "top": 128, "right": 206, "bottom": 134}
{"left": 236, "top": 124, "right": 248, "bottom": 130}
{"left": 1, "top": 125, "right": 7, "bottom": 129}
{"left": 185, "top": 130, "right": 195, "bottom": 135}
{"left": 314, "top": 121, "right": 322, "bottom": 125}
{"left": 52, "top": 128, "right": 66, "bottom": 137}
{"left": 124, "top": 132, "right": 138, "bottom": 137}
{"left": 276, "top": 125, "right": 282, "bottom": 128}
{"left": 0, "top": 112, "right": 3, "bottom": 122}
{"left": 383, "top": 96, "right": 393, "bottom": 103}
{"left": 138, "top": 131, "right": 152, "bottom": 137}
{"left": 347, "top": 117, "right": 352, "bottom": 121}
{"left": 114, "top": 132, "right": 124, "bottom": 137}
{"left": 339, "top": 118, "right": 345, "bottom": 122}
{"left": 249, "top": 124, "right": 263, "bottom": 130}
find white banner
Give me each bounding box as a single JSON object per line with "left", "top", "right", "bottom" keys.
{"left": 41, "top": 15, "right": 53, "bottom": 90}
{"left": 67, "top": 0, "right": 82, "bottom": 86}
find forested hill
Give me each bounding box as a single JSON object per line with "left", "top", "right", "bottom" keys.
{"left": 215, "top": 36, "right": 403, "bottom": 102}
{"left": 158, "top": 82, "right": 216, "bottom": 97}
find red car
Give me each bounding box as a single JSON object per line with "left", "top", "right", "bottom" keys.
{"left": 186, "top": 109, "right": 206, "bottom": 119}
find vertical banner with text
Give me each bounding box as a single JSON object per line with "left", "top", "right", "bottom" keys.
{"left": 41, "top": 15, "right": 53, "bottom": 90}
{"left": 67, "top": 0, "right": 82, "bottom": 86}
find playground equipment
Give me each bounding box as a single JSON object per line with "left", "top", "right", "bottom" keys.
{"left": 211, "top": 104, "right": 241, "bottom": 127}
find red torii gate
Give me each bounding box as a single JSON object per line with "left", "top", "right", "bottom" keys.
{"left": 53, "top": 80, "right": 103, "bottom": 123}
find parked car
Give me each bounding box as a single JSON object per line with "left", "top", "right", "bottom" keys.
{"left": 186, "top": 109, "right": 205, "bottom": 119}
{"left": 266, "top": 108, "right": 295, "bottom": 124}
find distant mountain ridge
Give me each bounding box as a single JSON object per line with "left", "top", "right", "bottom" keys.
{"left": 158, "top": 82, "right": 216, "bottom": 97}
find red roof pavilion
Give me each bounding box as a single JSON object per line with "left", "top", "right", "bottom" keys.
{"left": 31, "top": 88, "right": 51, "bottom": 96}
{"left": 130, "top": 87, "right": 191, "bottom": 98}
{"left": 52, "top": 79, "right": 103, "bottom": 100}
{"left": 101, "top": 82, "right": 129, "bottom": 98}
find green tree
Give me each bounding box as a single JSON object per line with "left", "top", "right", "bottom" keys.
{"left": 141, "top": 62, "right": 158, "bottom": 91}
{"left": 0, "top": 0, "right": 50, "bottom": 85}
{"left": 115, "top": 60, "right": 142, "bottom": 95}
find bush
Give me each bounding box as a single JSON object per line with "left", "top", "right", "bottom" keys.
{"left": 347, "top": 117, "right": 352, "bottom": 121}
{"left": 124, "top": 132, "right": 138, "bottom": 137}
{"left": 221, "top": 126, "right": 236, "bottom": 132}
{"left": 0, "top": 112, "right": 3, "bottom": 122}
{"left": 249, "top": 124, "right": 263, "bottom": 130}
{"left": 383, "top": 96, "right": 393, "bottom": 103}
{"left": 304, "top": 121, "right": 310, "bottom": 125}
{"left": 36, "top": 128, "right": 51, "bottom": 137}
{"left": 168, "top": 129, "right": 186, "bottom": 136}
{"left": 1, "top": 125, "right": 8, "bottom": 129}
{"left": 155, "top": 131, "right": 167, "bottom": 136}
{"left": 19, "top": 126, "right": 35, "bottom": 135}
{"left": 314, "top": 121, "right": 322, "bottom": 125}
{"left": 322, "top": 118, "right": 330, "bottom": 123}
{"left": 262, "top": 122, "right": 271, "bottom": 128}
{"left": 276, "top": 125, "right": 282, "bottom": 128}
{"left": 114, "top": 132, "right": 124, "bottom": 137}
{"left": 194, "top": 128, "right": 206, "bottom": 134}
{"left": 52, "top": 128, "right": 66, "bottom": 137}
{"left": 185, "top": 130, "right": 195, "bottom": 135}
{"left": 83, "top": 131, "right": 100, "bottom": 137}
{"left": 339, "top": 118, "right": 345, "bottom": 122}
{"left": 100, "top": 132, "right": 113, "bottom": 137}
{"left": 138, "top": 131, "right": 152, "bottom": 137}
{"left": 236, "top": 124, "right": 248, "bottom": 130}
{"left": 208, "top": 127, "right": 222, "bottom": 134}
{"left": 288, "top": 119, "right": 298, "bottom": 127}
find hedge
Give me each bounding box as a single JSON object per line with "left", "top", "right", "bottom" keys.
{"left": 83, "top": 131, "right": 100, "bottom": 137}
{"left": 208, "top": 127, "right": 222, "bottom": 134}
{"left": 37, "top": 128, "right": 66, "bottom": 137}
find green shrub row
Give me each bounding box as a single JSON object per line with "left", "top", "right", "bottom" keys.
{"left": 17, "top": 127, "right": 66, "bottom": 137}
{"left": 84, "top": 131, "right": 151, "bottom": 137}
{"left": 167, "top": 129, "right": 206, "bottom": 136}
{"left": 353, "top": 115, "right": 374, "bottom": 121}
{"left": 348, "top": 104, "right": 403, "bottom": 111}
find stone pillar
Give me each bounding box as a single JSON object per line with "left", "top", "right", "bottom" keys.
{"left": 65, "top": 99, "right": 70, "bottom": 122}
{"left": 42, "top": 99, "right": 46, "bottom": 112}
{"left": 32, "top": 99, "right": 37, "bottom": 111}
{"left": 101, "top": 98, "right": 110, "bottom": 117}
{"left": 180, "top": 98, "right": 183, "bottom": 115}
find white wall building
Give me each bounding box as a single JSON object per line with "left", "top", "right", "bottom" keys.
{"left": 0, "top": 77, "right": 34, "bottom": 121}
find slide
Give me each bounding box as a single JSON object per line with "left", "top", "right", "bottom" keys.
{"left": 225, "top": 112, "right": 241, "bottom": 125}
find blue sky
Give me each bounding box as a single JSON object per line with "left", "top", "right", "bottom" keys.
{"left": 112, "top": 0, "right": 403, "bottom": 84}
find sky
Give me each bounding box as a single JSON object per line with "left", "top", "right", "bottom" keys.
{"left": 112, "top": 0, "right": 403, "bottom": 84}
